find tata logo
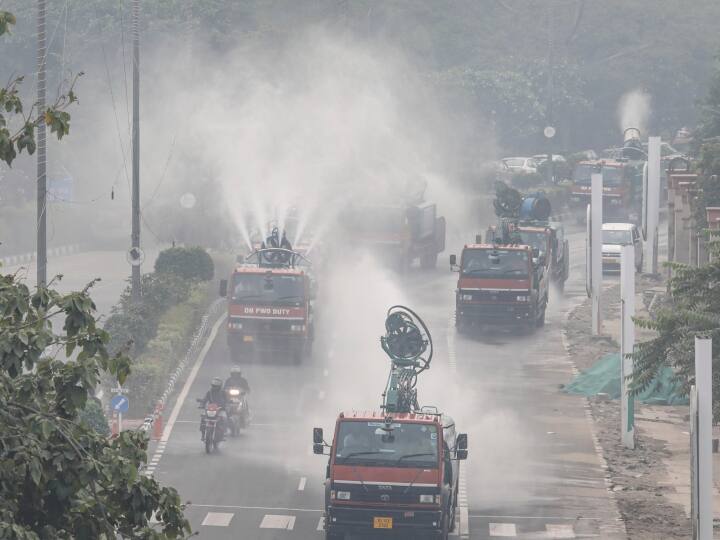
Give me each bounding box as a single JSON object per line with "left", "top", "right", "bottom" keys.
{"left": 380, "top": 494, "right": 390, "bottom": 502}
{"left": 377, "top": 485, "right": 392, "bottom": 490}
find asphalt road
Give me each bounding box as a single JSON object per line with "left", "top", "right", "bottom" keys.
{"left": 149, "top": 229, "right": 626, "bottom": 539}
{"left": 2, "top": 249, "right": 160, "bottom": 320}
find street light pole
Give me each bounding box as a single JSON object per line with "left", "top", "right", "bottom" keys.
{"left": 37, "top": 0, "right": 47, "bottom": 286}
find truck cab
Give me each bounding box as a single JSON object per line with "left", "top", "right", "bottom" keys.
{"left": 219, "top": 251, "right": 315, "bottom": 364}
{"left": 344, "top": 202, "right": 446, "bottom": 271}
{"left": 314, "top": 411, "right": 467, "bottom": 540}
{"left": 450, "top": 242, "right": 548, "bottom": 331}
{"left": 569, "top": 160, "right": 642, "bottom": 223}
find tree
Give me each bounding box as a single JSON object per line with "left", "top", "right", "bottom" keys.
{"left": 0, "top": 11, "right": 80, "bottom": 166}
{"left": 630, "top": 238, "right": 720, "bottom": 420}
{"left": 0, "top": 272, "right": 192, "bottom": 539}
{"left": 0, "top": 11, "right": 190, "bottom": 538}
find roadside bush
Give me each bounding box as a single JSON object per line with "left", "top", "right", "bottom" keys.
{"left": 105, "top": 271, "right": 190, "bottom": 356}
{"left": 155, "top": 246, "right": 214, "bottom": 282}
{"left": 77, "top": 398, "right": 110, "bottom": 436}
{"left": 124, "top": 284, "right": 211, "bottom": 416}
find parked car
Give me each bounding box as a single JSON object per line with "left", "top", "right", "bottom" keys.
{"left": 502, "top": 157, "right": 539, "bottom": 175}
{"left": 601, "top": 222, "right": 643, "bottom": 273}
{"left": 531, "top": 154, "right": 567, "bottom": 165}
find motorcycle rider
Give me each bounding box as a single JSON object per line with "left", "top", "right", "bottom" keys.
{"left": 224, "top": 366, "right": 250, "bottom": 393}
{"left": 224, "top": 366, "right": 250, "bottom": 425}
{"left": 200, "top": 377, "right": 227, "bottom": 439}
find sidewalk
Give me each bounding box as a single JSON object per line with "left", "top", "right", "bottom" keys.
{"left": 604, "top": 280, "right": 720, "bottom": 536}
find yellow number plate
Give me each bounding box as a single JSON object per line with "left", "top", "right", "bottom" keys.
{"left": 373, "top": 517, "right": 393, "bottom": 529}
{"left": 243, "top": 335, "right": 254, "bottom": 343}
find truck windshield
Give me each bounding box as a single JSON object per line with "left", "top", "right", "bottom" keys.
{"left": 231, "top": 274, "right": 305, "bottom": 305}
{"left": 602, "top": 230, "right": 632, "bottom": 245}
{"left": 518, "top": 231, "right": 548, "bottom": 254}
{"left": 462, "top": 249, "right": 529, "bottom": 279}
{"left": 573, "top": 164, "right": 623, "bottom": 187}
{"left": 335, "top": 421, "right": 438, "bottom": 468}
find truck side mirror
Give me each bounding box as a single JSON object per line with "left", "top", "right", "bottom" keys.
{"left": 219, "top": 279, "right": 228, "bottom": 298}
{"left": 313, "top": 443, "right": 325, "bottom": 455}
{"left": 313, "top": 427, "right": 324, "bottom": 444}
{"left": 456, "top": 433, "right": 467, "bottom": 450}
{"left": 456, "top": 449, "right": 468, "bottom": 460}
{"left": 475, "top": 234, "right": 482, "bottom": 244}
{"left": 449, "top": 254, "right": 457, "bottom": 267}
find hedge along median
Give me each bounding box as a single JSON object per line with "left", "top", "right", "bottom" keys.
{"left": 103, "top": 246, "right": 216, "bottom": 418}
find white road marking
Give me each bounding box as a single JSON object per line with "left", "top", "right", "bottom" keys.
{"left": 202, "top": 512, "right": 234, "bottom": 527}
{"left": 192, "top": 504, "right": 322, "bottom": 513}
{"left": 546, "top": 523, "right": 576, "bottom": 538}
{"left": 457, "top": 466, "right": 469, "bottom": 537}
{"left": 489, "top": 522, "right": 517, "bottom": 537}
{"left": 323, "top": 368, "right": 329, "bottom": 377}
{"left": 161, "top": 313, "right": 227, "bottom": 443}
{"left": 317, "top": 516, "right": 325, "bottom": 530}
{"left": 447, "top": 312, "right": 457, "bottom": 372}
{"left": 297, "top": 477, "right": 307, "bottom": 491}
{"left": 317, "top": 390, "right": 326, "bottom": 400}
{"left": 260, "top": 515, "right": 296, "bottom": 529}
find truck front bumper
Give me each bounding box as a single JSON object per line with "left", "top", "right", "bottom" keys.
{"left": 326, "top": 504, "right": 443, "bottom": 536}
{"left": 457, "top": 303, "right": 534, "bottom": 324}
{"left": 227, "top": 332, "right": 306, "bottom": 354}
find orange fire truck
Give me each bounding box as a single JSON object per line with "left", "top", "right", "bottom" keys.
{"left": 313, "top": 307, "right": 467, "bottom": 539}
{"left": 219, "top": 247, "right": 315, "bottom": 364}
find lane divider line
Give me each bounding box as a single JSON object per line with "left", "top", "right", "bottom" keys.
{"left": 297, "top": 477, "right": 307, "bottom": 491}
{"left": 161, "top": 313, "right": 228, "bottom": 444}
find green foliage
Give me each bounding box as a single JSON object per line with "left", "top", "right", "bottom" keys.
{"left": 155, "top": 246, "right": 214, "bottom": 282}
{"left": 630, "top": 237, "right": 720, "bottom": 420}
{"left": 493, "top": 181, "right": 523, "bottom": 219}
{"left": 0, "top": 272, "right": 191, "bottom": 538}
{"left": 124, "top": 286, "right": 209, "bottom": 416}
{"left": 77, "top": 397, "right": 110, "bottom": 437}
{"left": 0, "top": 12, "right": 80, "bottom": 166}
{"left": 104, "top": 273, "right": 190, "bottom": 357}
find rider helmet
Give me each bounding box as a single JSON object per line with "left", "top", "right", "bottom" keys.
{"left": 230, "top": 366, "right": 242, "bottom": 375}
{"left": 211, "top": 377, "right": 223, "bottom": 388}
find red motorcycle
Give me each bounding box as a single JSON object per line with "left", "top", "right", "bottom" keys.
{"left": 197, "top": 400, "right": 226, "bottom": 453}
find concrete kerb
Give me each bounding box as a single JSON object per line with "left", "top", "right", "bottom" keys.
{"left": 1, "top": 243, "right": 82, "bottom": 268}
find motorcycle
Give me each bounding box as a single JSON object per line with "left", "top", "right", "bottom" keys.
{"left": 226, "top": 387, "right": 250, "bottom": 437}
{"left": 197, "top": 399, "right": 226, "bottom": 453}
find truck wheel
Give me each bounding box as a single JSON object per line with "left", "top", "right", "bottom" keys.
{"left": 420, "top": 252, "right": 438, "bottom": 269}
{"left": 438, "top": 513, "right": 450, "bottom": 540}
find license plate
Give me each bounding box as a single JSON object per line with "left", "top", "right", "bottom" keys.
{"left": 243, "top": 335, "right": 254, "bottom": 343}
{"left": 373, "top": 517, "right": 392, "bottom": 529}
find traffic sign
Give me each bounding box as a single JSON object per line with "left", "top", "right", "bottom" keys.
{"left": 126, "top": 247, "right": 145, "bottom": 267}
{"left": 544, "top": 125, "right": 556, "bottom": 139}
{"left": 111, "top": 395, "right": 129, "bottom": 413}
{"left": 180, "top": 192, "right": 196, "bottom": 209}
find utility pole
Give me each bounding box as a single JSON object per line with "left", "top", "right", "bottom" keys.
{"left": 646, "top": 137, "right": 661, "bottom": 274}
{"left": 37, "top": 0, "right": 47, "bottom": 286}
{"left": 131, "top": 0, "right": 141, "bottom": 301}
{"left": 591, "top": 172, "right": 603, "bottom": 335}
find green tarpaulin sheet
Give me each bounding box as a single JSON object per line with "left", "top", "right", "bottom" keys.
{"left": 564, "top": 353, "right": 688, "bottom": 405}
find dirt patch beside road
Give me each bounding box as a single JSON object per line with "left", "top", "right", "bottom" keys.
{"left": 564, "top": 281, "right": 691, "bottom": 539}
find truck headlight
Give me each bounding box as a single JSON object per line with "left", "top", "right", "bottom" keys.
{"left": 516, "top": 295, "right": 530, "bottom": 302}
{"left": 336, "top": 491, "right": 351, "bottom": 500}
{"left": 229, "top": 322, "right": 243, "bottom": 330}
{"left": 419, "top": 494, "right": 439, "bottom": 504}
{"left": 461, "top": 294, "right": 473, "bottom": 301}
{"left": 290, "top": 324, "right": 306, "bottom": 332}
